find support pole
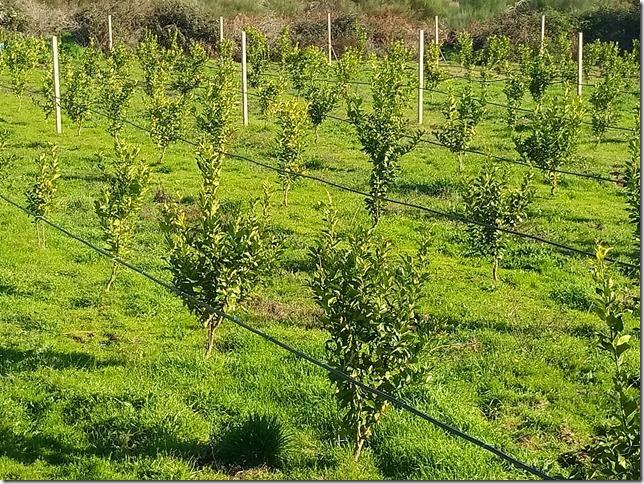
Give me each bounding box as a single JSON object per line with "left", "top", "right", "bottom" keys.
{"left": 434, "top": 16, "right": 439, "bottom": 45}
{"left": 219, "top": 16, "right": 224, "bottom": 43}
{"left": 108, "top": 14, "right": 113, "bottom": 51}
{"left": 327, "top": 13, "right": 332, "bottom": 63}
{"left": 577, "top": 32, "right": 583, "bottom": 96}
{"left": 241, "top": 30, "right": 248, "bottom": 126}
{"left": 418, "top": 29, "right": 424, "bottom": 125}
{"left": 51, "top": 36, "right": 62, "bottom": 135}
{"left": 540, "top": 14, "right": 545, "bottom": 53}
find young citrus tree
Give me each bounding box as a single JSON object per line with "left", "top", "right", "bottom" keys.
{"left": 61, "top": 42, "right": 102, "bottom": 135}
{"left": 171, "top": 41, "right": 208, "bottom": 96}
{"left": 423, "top": 42, "right": 446, "bottom": 103}
{"left": 257, "top": 78, "right": 284, "bottom": 117}
{"left": 25, "top": 144, "right": 60, "bottom": 247}
{"left": 482, "top": 35, "right": 511, "bottom": 73}
{"left": 99, "top": 42, "right": 137, "bottom": 139}
{"left": 514, "top": 89, "right": 584, "bottom": 194}
{"left": 0, "top": 128, "right": 16, "bottom": 183}
{"left": 433, "top": 82, "right": 486, "bottom": 172}
{"left": 149, "top": 89, "right": 189, "bottom": 162}
{"left": 547, "top": 32, "right": 576, "bottom": 83}
{"left": 161, "top": 141, "right": 281, "bottom": 357}
{"left": 519, "top": 44, "right": 556, "bottom": 102}
{"left": 245, "top": 26, "right": 270, "bottom": 89}
{"left": 137, "top": 30, "right": 173, "bottom": 98}
{"left": 503, "top": 72, "right": 527, "bottom": 128}
{"left": 272, "top": 99, "right": 310, "bottom": 206}
{"left": 579, "top": 245, "right": 640, "bottom": 479}
{"left": 198, "top": 54, "right": 237, "bottom": 147}
{"left": 5, "top": 35, "right": 41, "bottom": 110}
{"left": 624, "top": 108, "right": 640, "bottom": 252}
{"left": 309, "top": 201, "right": 431, "bottom": 461}
{"left": 463, "top": 163, "right": 534, "bottom": 280}
{"left": 95, "top": 139, "right": 150, "bottom": 291}
{"left": 589, "top": 54, "right": 629, "bottom": 143}
{"left": 348, "top": 40, "right": 421, "bottom": 224}
{"left": 456, "top": 31, "right": 474, "bottom": 77}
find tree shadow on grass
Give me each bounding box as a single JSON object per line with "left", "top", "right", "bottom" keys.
{"left": 0, "top": 347, "right": 125, "bottom": 375}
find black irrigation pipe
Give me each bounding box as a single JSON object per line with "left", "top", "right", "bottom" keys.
{"left": 0, "top": 81, "right": 636, "bottom": 270}
{"left": 0, "top": 191, "right": 554, "bottom": 481}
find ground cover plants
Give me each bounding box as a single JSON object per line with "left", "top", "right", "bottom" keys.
{"left": 0, "top": 26, "right": 640, "bottom": 480}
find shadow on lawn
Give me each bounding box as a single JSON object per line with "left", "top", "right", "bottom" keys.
{"left": 0, "top": 347, "right": 125, "bottom": 375}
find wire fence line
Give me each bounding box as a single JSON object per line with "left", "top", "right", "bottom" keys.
{"left": 0, "top": 80, "right": 637, "bottom": 270}
{"left": 0, "top": 190, "right": 554, "bottom": 481}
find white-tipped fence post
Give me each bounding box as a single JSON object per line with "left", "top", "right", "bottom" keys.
{"left": 540, "top": 14, "right": 545, "bottom": 52}
{"left": 108, "top": 14, "right": 113, "bottom": 50}
{"left": 434, "top": 16, "right": 439, "bottom": 45}
{"left": 219, "top": 16, "right": 224, "bottom": 42}
{"left": 241, "top": 30, "right": 248, "bottom": 126}
{"left": 327, "top": 13, "right": 332, "bottom": 63}
{"left": 577, "top": 32, "right": 583, "bottom": 96}
{"left": 51, "top": 36, "right": 62, "bottom": 134}
{"left": 418, "top": 29, "right": 424, "bottom": 125}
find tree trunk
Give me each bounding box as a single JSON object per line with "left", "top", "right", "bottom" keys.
{"left": 492, "top": 257, "right": 499, "bottom": 281}
{"left": 353, "top": 426, "right": 365, "bottom": 462}
{"left": 204, "top": 315, "right": 224, "bottom": 358}
{"left": 105, "top": 261, "right": 118, "bottom": 291}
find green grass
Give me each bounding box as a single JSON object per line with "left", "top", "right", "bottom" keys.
{"left": 0, "top": 56, "right": 640, "bottom": 479}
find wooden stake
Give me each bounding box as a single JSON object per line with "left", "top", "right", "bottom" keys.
{"left": 540, "top": 14, "right": 545, "bottom": 52}
{"left": 577, "top": 32, "right": 583, "bottom": 96}
{"left": 327, "top": 13, "right": 332, "bottom": 63}
{"left": 241, "top": 30, "right": 248, "bottom": 126}
{"left": 434, "top": 16, "right": 439, "bottom": 45}
{"left": 108, "top": 14, "right": 113, "bottom": 51}
{"left": 51, "top": 36, "right": 62, "bottom": 134}
{"left": 418, "top": 29, "right": 424, "bottom": 125}
{"left": 219, "top": 16, "right": 224, "bottom": 43}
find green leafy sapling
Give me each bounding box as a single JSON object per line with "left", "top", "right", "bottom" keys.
{"left": 245, "top": 26, "right": 270, "bottom": 89}
{"left": 99, "top": 42, "right": 137, "bottom": 139}
{"left": 172, "top": 41, "right": 208, "bottom": 96}
{"left": 519, "top": 44, "right": 556, "bottom": 102}
{"left": 463, "top": 163, "right": 534, "bottom": 280}
{"left": 272, "top": 99, "right": 310, "bottom": 206}
{"left": 0, "top": 128, "right": 16, "bottom": 183}
{"left": 514, "top": 89, "right": 584, "bottom": 194}
{"left": 589, "top": 55, "right": 629, "bottom": 143}
{"left": 5, "top": 35, "right": 40, "bottom": 110}
{"left": 503, "top": 72, "right": 527, "bottom": 128}
{"left": 433, "top": 82, "right": 486, "bottom": 172}
{"left": 25, "top": 144, "right": 60, "bottom": 247}
{"left": 257, "top": 78, "right": 283, "bottom": 117}
{"left": 95, "top": 140, "right": 150, "bottom": 290}
{"left": 456, "top": 31, "right": 474, "bottom": 77}
{"left": 482, "top": 35, "right": 511, "bottom": 74}
{"left": 137, "top": 30, "right": 172, "bottom": 98}
{"left": 198, "top": 53, "right": 237, "bottom": 148}
{"left": 548, "top": 32, "right": 576, "bottom": 83}
{"left": 149, "top": 89, "right": 189, "bottom": 162}
{"left": 309, "top": 200, "right": 431, "bottom": 461}
{"left": 161, "top": 141, "right": 281, "bottom": 357}
{"left": 623, "top": 108, "right": 640, "bottom": 252}
{"left": 348, "top": 41, "right": 422, "bottom": 224}
{"left": 61, "top": 43, "right": 101, "bottom": 135}
{"left": 423, "top": 42, "right": 446, "bottom": 103}
{"left": 581, "top": 245, "right": 640, "bottom": 479}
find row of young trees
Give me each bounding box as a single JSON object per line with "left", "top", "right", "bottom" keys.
{"left": 0, "top": 27, "right": 639, "bottom": 475}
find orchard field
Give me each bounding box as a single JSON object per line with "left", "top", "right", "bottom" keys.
{"left": 0, "top": 24, "right": 640, "bottom": 480}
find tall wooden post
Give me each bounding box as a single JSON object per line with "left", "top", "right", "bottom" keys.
{"left": 327, "top": 13, "right": 332, "bottom": 63}
{"left": 219, "top": 16, "right": 224, "bottom": 43}
{"left": 241, "top": 31, "right": 248, "bottom": 126}
{"left": 51, "top": 36, "right": 62, "bottom": 134}
{"left": 434, "top": 16, "right": 439, "bottom": 45}
{"left": 418, "top": 29, "right": 424, "bottom": 125}
{"left": 540, "top": 14, "right": 545, "bottom": 52}
{"left": 577, "top": 32, "right": 583, "bottom": 96}
{"left": 108, "top": 14, "right": 113, "bottom": 50}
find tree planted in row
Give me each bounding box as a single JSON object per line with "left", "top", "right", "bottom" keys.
{"left": 309, "top": 201, "right": 431, "bottom": 461}
{"left": 272, "top": 99, "right": 310, "bottom": 206}
{"left": 514, "top": 89, "right": 584, "bottom": 194}
{"left": 26, "top": 144, "right": 59, "bottom": 247}
{"left": 95, "top": 139, "right": 150, "bottom": 291}
{"left": 463, "top": 163, "right": 534, "bottom": 280}
{"left": 348, "top": 41, "right": 421, "bottom": 224}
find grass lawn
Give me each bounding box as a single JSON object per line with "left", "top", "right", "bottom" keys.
{"left": 0, "top": 51, "right": 640, "bottom": 479}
